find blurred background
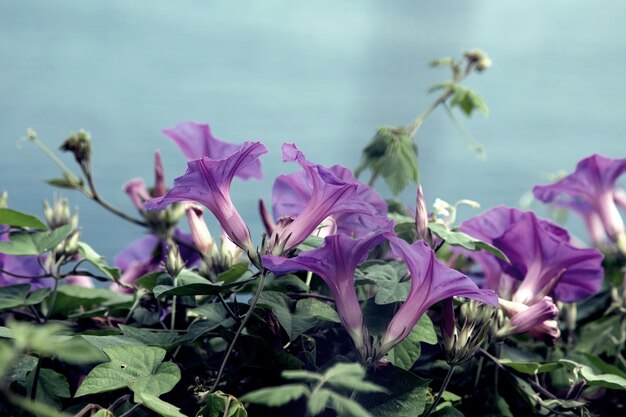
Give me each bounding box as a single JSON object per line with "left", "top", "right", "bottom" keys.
{"left": 1, "top": 1, "right": 625, "bottom": 261}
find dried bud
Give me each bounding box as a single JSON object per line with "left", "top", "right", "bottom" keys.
{"left": 60, "top": 130, "right": 92, "bottom": 167}
{"left": 165, "top": 244, "right": 185, "bottom": 278}
{"left": 464, "top": 49, "right": 491, "bottom": 72}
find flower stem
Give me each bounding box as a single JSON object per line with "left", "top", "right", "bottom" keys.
{"left": 209, "top": 271, "right": 269, "bottom": 393}
{"left": 422, "top": 364, "right": 456, "bottom": 417}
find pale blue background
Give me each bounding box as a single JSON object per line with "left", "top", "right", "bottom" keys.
{"left": 1, "top": 1, "right": 625, "bottom": 261}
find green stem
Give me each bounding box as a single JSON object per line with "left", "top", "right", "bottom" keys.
{"left": 30, "top": 136, "right": 82, "bottom": 185}
{"left": 209, "top": 271, "right": 269, "bottom": 393}
{"left": 422, "top": 365, "right": 456, "bottom": 417}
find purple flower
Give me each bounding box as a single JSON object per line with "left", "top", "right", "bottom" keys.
{"left": 379, "top": 236, "right": 497, "bottom": 355}
{"left": 269, "top": 144, "right": 381, "bottom": 254}
{"left": 163, "top": 121, "right": 263, "bottom": 180}
{"left": 461, "top": 206, "right": 604, "bottom": 304}
{"left": 263, "top": 220, "right": 395, "bottom": 358}
{"left": 0, "top": 226, "right": 53, "bottom": 289}
{"left": 533, "top": 154, "right": 626, "bottom": 247}
{"left": 144, "top": 141, "right": 268, "bottom": 253}
{"left": 272, "top": 160, "right": 387, "bottom": 239}
{"left": 498, "top": 297, "right": 560, "bottom": 344}
{"left": 112, "top": 231, "right": 199, "bottom": 293}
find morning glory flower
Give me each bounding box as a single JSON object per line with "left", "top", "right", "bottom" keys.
{"left": 263, "top": 219, "right": 395, "bottom": 359}
{"left": 533, "top": 154, "right": 626, "bottom": 251}
{"left": 268, "top": 144, "right": 380, "bottom": 254}
{"left": 271, "top": 161, "right": 387, "bottom": 238}
{"left": 378, "top": 236, "right": 498, "bottom": 356}
{"left": 163, "top": 121, "right": 263, "bottom": 180}
{"left": 144, "top": 141, "right": 268, "bottom": 253}
{"left": 459, "top": 206, "right": 604, "bottom": 342}
{"left": 460, "top": 206, "right": 604, "bottom": 304}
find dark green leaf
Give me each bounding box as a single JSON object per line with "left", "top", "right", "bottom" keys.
{"left": 295, "top": 298, "right": 340, "bottom": 323}
{"left": 52, "top": 285, "right": 132, "bottom": 316}
{"left": 361, "top": 364, "right": 429, "bottom": 417}
{"left": 76, "top": 242, "right": 120, "bottom": 279}
{"left": 240, "top": 384, "right": 310, "bottom": 406}
{"left": 198, "top": 391, "right": 248, "bottom": 417}
{"left": 0, "top": 284, "right": 51, "bottom": 311}
{"left": 356, "top": 262, "right": 409, "bottom": 305}
{"left": 428, "top": 223, "right": 509, "bottom": 262}
{"left": 217, "top": 262, "right": 251, "bottom": 284}
{"left": 75, "top": 345, "right": 181, "bottom": 400}
{"left": 328, "top": 391, "right": 374, "bottom": 417}
{"left": 499, "top": 359, "right": 562, "bottom": 375}
{"left": 386, "top": 315, "right": 437, "bottom": 370}
{"left": 0, "top": 224, "right": 72, "bottom": 255}
{"left": 27, "top": 368, "right": 71, "bottom": 407}
{"left": 154, "top": 269, "right": 255, "bottom": 298}
{"left": 257, "top": 291, "right": 317, "bottom": 340}
{"left": 0, "top": 208, "right": 47, "bottom": 230}
{"left": 560, "top": 359, "right": 626, "bottom": 390}
{"left": 118, "top": 324, "right": 180, "bottom": 348}
{"left": 135, "top": 392, "right": 188, "bottom": 417}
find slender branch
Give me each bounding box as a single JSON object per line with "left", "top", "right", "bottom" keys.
{"left": 0, "top": 268, "right": 51, "bottom": 279}
{"left": 209, "top": 271, "right": 269, "bottom": 393}
{"left": 422, "top": 365, "right": 456, "bottom": 417}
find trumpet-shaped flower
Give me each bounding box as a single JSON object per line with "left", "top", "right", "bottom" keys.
{"left": 379, "top": 236, "right": 498, "bottom": 355}
{"left": 460, "top": 206, "right": 604, "bottom": 303}
{"left": 269, "top": 144, "right": 380, "bottom": 254}
{"left": 144, "top": 141, "right": 268, "bottom": 252}
{"left": 533, "top": 154, "right": 626, "bottom": 247}
{"left": 263, "top": 219, "right": 395, "bottom": 358}
{"left": 163, "top": 121, "right": 263, "bottom": 180}
{"left": 272, "top": 162, "right": 387, "bottom": 238}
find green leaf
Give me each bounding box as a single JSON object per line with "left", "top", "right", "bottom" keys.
{"left": 153, "top": 269, "right": 255, "bottom": 298}
{"left": 0, "top": 284, "right": 51, "bottom": 311}
{"left": 198, "top": 391, "right": 248, "bottom": 417}
{"left": 356, "top": 126, "right": 419, "bottom": 196}
{"left": 217, "top": 262, "right": 252, "bottom": 284}
{"left": 356, "top": 262, "right": 409, "bottom": 305}
{"left": 51, "top": 285, "right": 132, "bottom": 316}
{"left": 240, "top": 384, "right": 310, "bottom": 406}
{"left": 328, "top": 391, "right": 374, "bottom": 417}
{"left": 27, "top": 368, "right": 70, "bottom": 407}
{"left": 7, "top": 393, "right": 73, "bottom": 417}
{"left": 308, "top": 388, "right": 331, "bottom": 416}
{"left": 186, "top": 304, "right": 236, "bottom": 342}
{"left": 281, "top": 369, "right": 323, "bottom": 383}
{"left": 0, "top": 208, "right": 47, "bottom": 230}
{"left": 6, "top": 354, "right": 38, "bottom": 384}
{"left": 76, "top": 242, "right": 120, "bottom": 279}
{"left": 386, "top": 315, "right": 437, "bottom": 370}
{"left": 295, "top": 298, "right": 340, "bottom": 323}
{"left": 449, "top": 85, "right": 489, "bottom": 117}
{"left": 560, "top": 358, "right": 626, "bottom": 390}
{"left": 297, "top": 236, "right": 325, "bottom": 252}
{"left": 118, "top": 324, "right": 180, "bottom": 348}
{"left": 499, "top": 358, "right": 562, "bottom": 375}
{"left": 75, "top": 345, "right": 181, "bottom": 401}
{"left": 257, "top": 291, "right": 317, "bottom": 340}
{"left": 0, "top": 224, "right": 72, "bottom": 255}
{"left": 135, "top": 392, "right": 188, "bottom": 417}
{"left": 428, "top": 223, "right": 509, "bottom": 262}
{"left": 268, "top": 274, "right": 310, "bottom": 293}
{"left": 135, "top": 272, "right": 167, "bottom": 291}
{"left": 361, "top": 364, "right": 429, "bottom": 417}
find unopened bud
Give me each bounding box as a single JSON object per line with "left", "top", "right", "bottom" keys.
{"left": 186, "top": 205, "right": 213, "bottom": 256}
{"left": 60, "top": 130, "right": 92, "bottom": 166}
{"left": 44, "top": 197, "right": 77, "bottom": 229}
{"left": 442, "top": 298, "right": 495, "bottom": 365}
{"left": 153, "top": 151, "right": 167, "bottom": 198}
{"left": 64, "top": 230, "right": 81, "bottom": 255}
{"left": 415, "top": 185, "right": 432, "bottom": 245}
{"left": 0, "top": 192, "right": 7, "bottom": 208}
{"left": 165, "top": 244, "right": 185, "bottom": 278}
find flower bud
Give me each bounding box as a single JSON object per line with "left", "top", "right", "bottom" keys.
{"left": 43, "top": 197, "right": 78, "bottom": 229}
{"left": 60, "top": 129, "right": 92, "bottom": 167}
{"left": 415, "top": 185, "right": 432, "bottom": 245}
{"left": 464, "top": 49, "right": 491, "bottom": 72}
{"left": 165, "top": 244, "right": 185, "bottom": 278}
{"left": 185, "top": 205, "right": 214, "bottom": 256}
{"left": 153, "top": 150, "right": 167, "bottom": 198}
{"left": 0, "top": 192, "right": 7, "bottom": 208}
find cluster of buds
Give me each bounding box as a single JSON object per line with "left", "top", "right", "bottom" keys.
{"left": 165, "top": 244, "right": 185, "bottom": 278}
{"left": 441, "top": 298, "right": 495, "bottom": 365}
{"left": 186, "top": 205, "right": 244, "bottom": 276}
{"left": 44, "top": 197, "right": 81, "bottom": 258}
{"left": 43, "top": 197, "right": 79, "bottom": 230}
